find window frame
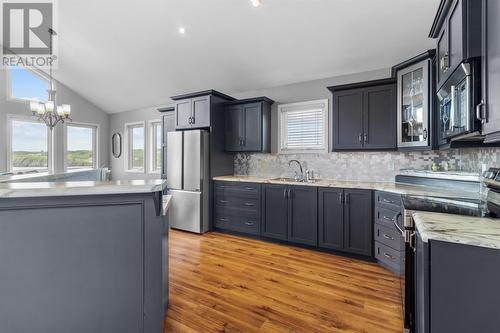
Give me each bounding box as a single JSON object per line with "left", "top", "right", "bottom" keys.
{"left": 6, "top": 65, "right": 51, "bottom": 104}
{"left": 277, "top": 99, "right": 329, "bottom": 154}
{"left": 148, "top": 119, "right": 163, "bottom": 174}
{"left": 6, "top": 114, "right": 53, "bottom": 173}
{"left": 125, "top": 121, "right": 146, "bottom": 173}
{"left": 63, "top": 122, "right": 99, "bottom": 171}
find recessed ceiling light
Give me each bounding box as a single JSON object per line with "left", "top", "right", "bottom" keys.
{"left": 250, "top": 0, "right": 262, "bottom": 7}
{"left": 178, "top": 26, "right": 186, "bottom": 34}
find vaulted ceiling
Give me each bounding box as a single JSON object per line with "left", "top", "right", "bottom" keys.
{"left": 54, "top": 0, "right": 439, "bottom": 113}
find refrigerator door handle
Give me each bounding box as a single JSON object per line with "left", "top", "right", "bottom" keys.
{"left": 166, "top": 131, "right": 183, "bottom": 190}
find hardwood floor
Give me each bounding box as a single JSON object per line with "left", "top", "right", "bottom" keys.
{"left": 164, "top": 230, "right": 404, "bottom": 333}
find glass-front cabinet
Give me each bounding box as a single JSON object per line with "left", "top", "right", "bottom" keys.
{"left": 394, "top": 51, "right": 435, "bottom": 149}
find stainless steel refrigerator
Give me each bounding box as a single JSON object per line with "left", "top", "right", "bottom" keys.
{"left": 166, "top": 130, "right": 209, "bottom": 233}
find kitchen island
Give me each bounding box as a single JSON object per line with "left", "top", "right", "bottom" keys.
{"left": 0, "top": 180, "right": 169, "bottom": 333}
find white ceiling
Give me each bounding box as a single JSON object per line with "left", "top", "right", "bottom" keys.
{"left": 54, "top": 0, "right": 439, "bottom": 113}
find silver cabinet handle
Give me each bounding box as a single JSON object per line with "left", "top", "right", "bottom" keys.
{"left": 393, "top": 212, "right": 404, "bottom": 235}
{"left": 339, "top": 192, "right": 343, "bottom": 205}
{"left": 244, "top": 202, "right": 255, "bottom": 207}
{"left": 245, "top": 222, "right": 254, "bottom": 226}
{"left": 440, "top": 53, "right": 449, "bottom": 72}
{"left": 476, "top": 100, "right": 486, "bottom": 122}
{"left": 384, "top": 252, "right": 395, "bottom": 260}
{"left": 219, "top": 200, "right": 228, "bottom": 204}
{"left": 382, "top": 198, "right": 394, "bottom": 204}
{"left": 423, "top": 129, "right": 428, "bottom": 140}
{"left": 218, "top": 218, "right": 228, "bottom": 222}
{"left": 383, "top": 215, "right": 395, "bottom": 222}
{"left": 283, "top": 188, "right": 287, "bottom": 199}
{"left": 245, "top": 187, "right": 255, "bottom": 190}
{"left": 383, "top": 234, "right": 394, "bottom": 241}
{"left": 358, "top": 133, "right": 362, "bottom": 144}
{"left": 363, "top": 133, "right": 368, "bottom": 144}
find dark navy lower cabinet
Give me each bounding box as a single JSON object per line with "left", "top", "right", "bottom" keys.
{"left": 343, "top": 189, "right": 373, "bottom": 256}
{"left": 318, "top": 188, "right": 344, "bottom": 250}
{"left": 319, "top": 188, "right": 373, "bottom": 257}
{"left": 261, "top": 184, "right": 289, "bottom": 240}
{"left": 287, "top": 185, "right": 318, "bottom": 246}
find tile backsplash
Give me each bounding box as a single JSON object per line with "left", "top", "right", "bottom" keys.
{"left": 234, "top": 148, "right": 500, "bottom": 182}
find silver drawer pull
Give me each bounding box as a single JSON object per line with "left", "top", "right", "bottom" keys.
{"left": 383, "top": 216, "right": 395, "bottom": 222}
{"left": 245, "top": 222, "right": 254, "bottom": 226}
{"left": 382, "top": 198, "right": 395, "bottom": 204}
{"left": 245, "top": 187, "right": 255, "bottom": 190}
{"left": 244, "top": 202, "right": 255, "bottom": 206}
{"left": 384, "top": 253, "right": 395, "bottom": 260}
{"left": 219, "top": 200, "right": 228, "bottom": 203}
{"left": 383, "top": 234, "right": 394, "bottom": 240}
{"left": 218, "top": 218, "right": 228, "bottom": 222}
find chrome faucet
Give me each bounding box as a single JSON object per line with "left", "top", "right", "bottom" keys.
{"left": 288, "top": 160, "right": 304, "bottom": 181}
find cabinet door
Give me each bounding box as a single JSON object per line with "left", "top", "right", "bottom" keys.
{"left": 448, "top": 0, "right": 463, "bottom": 76}
{"left": 363, "top": 84, "right": 396, "bottom": 150}
{"left": 437, "top": 25, "right": 449, "bottom": 86}
{"left": 262, "top": 184, "right": 288, "bottom": 240}
{"left": 343, "top": 189, "right": 373, "bottom": 256}
{"left": 481, "top": 0, "right": 500, "bottom": 136}
{"left": 332, "top": 89, "right": 364, "bottom": 150}
{"left": 288, "top": 186, "right": 318, "bottom": 246}
{"left": 397, "top": 60, "right": 430, "bottom": 148}
{"left": 242, "top": 102, "right": 262, "bottom": 151}
{"left": 175, "top": 99, "right": 192, "bottom": 129}
{"left": 318, "top": 188, "right": 344, "bottom": 250}
{"left": 415, "top": 231, "right": 430, "bottom": 333}
{"left": 225, "top": 105, "right": 243, "bottom": 152}
{"left": 191, "top": 96, "right": 210, "bottom": 128}
{"left": 161, "top": 112, "right": 175, "bottom": 179}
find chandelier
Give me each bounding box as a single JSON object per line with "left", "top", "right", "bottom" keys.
{"left": 29, "top": 28, "right": 71, "bottom": 130}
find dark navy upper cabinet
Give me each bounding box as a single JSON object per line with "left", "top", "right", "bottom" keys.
{"left": 481, "top": 0, "right": 500, "bottom": 142}
{"left": 429, "top": 0, "right": 483, "bottom": 90}
{"left": 224, "top": 97, "right": 273, "bottom": 152}
{"left": 171, "top": 90, "right": 235, "bottom": 130}
{"left": 329, "top": 79, "right": 396, "bottom": 151}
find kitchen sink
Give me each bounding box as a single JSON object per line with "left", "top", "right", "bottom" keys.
{"left": 270, "top": 177, "right": 320, "bottom": 183}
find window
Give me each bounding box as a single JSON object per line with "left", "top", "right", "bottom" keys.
{"left": 126, "top": 122, "right": 145, "bottom": 172}
{"left": 66, "top": 123, "right": 98, "bottom": 170}
{"left": 278, "top": 99, "right": 329, "bottom": 153}
{"left": 9, "top": 65, "right": 49, "bottom": 102}
{"left": 8, "top": 116, "right": 50, "bottom": 172}
{"left": 149, "top": 120, "right": 162, "bottom": 173}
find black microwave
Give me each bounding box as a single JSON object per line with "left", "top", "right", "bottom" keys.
{"left": 437, "top": 61, "right": 481, "bottom": 139}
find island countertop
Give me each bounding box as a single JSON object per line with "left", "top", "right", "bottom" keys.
{"left": 413, "top": 211, "right": 500, "bottom": 249}
{"left": 213, "top": 175, "right": 480, "bottom": 199}
{"left": 0, "top": 179, "right": 167, "bottom": 198}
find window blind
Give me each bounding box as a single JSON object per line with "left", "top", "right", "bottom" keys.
{"left": 279, "top": 100, "right": 327, "bottom": 152}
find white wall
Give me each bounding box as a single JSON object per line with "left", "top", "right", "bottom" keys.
{"left": 230, "top": 68, "right": 392, "bottom": 153}
{"left": 0, "top": 69, "right": 110, "bottom": 173}
{"left": 108, "top": 68, "right": 390, "bottom": 180}
{"left": 109, "top": 105, "right": 168, "bottom": 180}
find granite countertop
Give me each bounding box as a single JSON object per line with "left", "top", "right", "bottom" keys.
{"left": 0, "top": 179, "right": 167, "bottom": 198}
{"left": 213, "top": 175, "right": 479, "bottom": 199}
{"left": 413, "top": 211, "right": 500, "bottom": 249}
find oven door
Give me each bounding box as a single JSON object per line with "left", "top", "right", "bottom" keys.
{"left": 403, "top": 211, "right": 416, "bottom": 333}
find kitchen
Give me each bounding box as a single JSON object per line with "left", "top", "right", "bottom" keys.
{"left": 1, "top": 0, "right": 500, "bottom": 332}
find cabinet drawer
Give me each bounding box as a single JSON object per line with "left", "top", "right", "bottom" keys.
{"left": 375, "top": 241, "right": 404, "bottom": 276}
{"left": 375, "top": 205, "right": 403, "bottom": 230}
{"left": 214, "top": 181, "right": 261, "bottom": 196}
{"left": 375, "top": 223, "right": 404, "bottom": 251}
{"left": 375, "top": 191, "right": 402, "bottom": 211}
{"left": 214, "top": 213, "right": 260, "bottom": 235}
{"left": 215, "top": 194, "right": 260, "bottom": 212}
